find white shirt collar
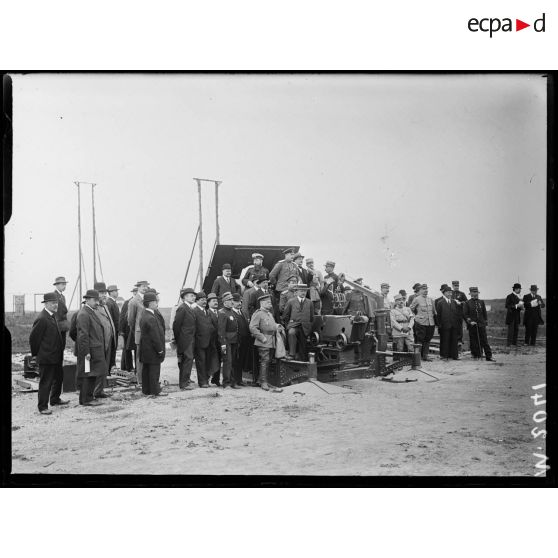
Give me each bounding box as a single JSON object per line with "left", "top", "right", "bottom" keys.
{"left": 146, "top": 308, "right": 155, "bottom": 314}
{"left": 55, "top": 289, "right": 64, "bottom": 296}
{"left": 45, "top": 307, "right": 54, "bottom": 316}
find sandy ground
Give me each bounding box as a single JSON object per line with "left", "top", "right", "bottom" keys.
{"left": 11, "top": 346, "right": 546, "bottom": 476}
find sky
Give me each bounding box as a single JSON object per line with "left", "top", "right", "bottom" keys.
{"left": 5, "top": 73, "right": 547, "bottom": 310}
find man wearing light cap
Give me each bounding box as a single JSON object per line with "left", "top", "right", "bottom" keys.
{"left": 410, "top": 284, "right": 437, "bottom": 361}
{"left": 390, "top": 294, "right": 415, "bottom": 354}
{"left": 282, "top": 284, "right": 314, "bottom": 360}
{"left": 505, "top": 283, "right": 524, "bottom": 347}
{"left": 320, "top": 260, "right": 339, "bottom": 315}
{"left": 241, "top": 253, "right": 270, "bottom": 289}
{"left": 173, "top": 288, "right": 197, "bottom": 389}
{"left": 380, "top": 283, "right": 392, "bottom": 308}
{"left": 52, "top": 276, "right": 70, "bottom": 345}
{"left": 127, "top": 280, "right": 150, "bottom": 384}
{"left": 407, "top": 283, "right": 422, "bottom": 308}
{"left": 463, "top": 287, "right": 495, "bottom": 361}
{"left": 29, "top": 292, "right": 69, "bottom": 414}
{"left": 523, "top": 285, "right": 545, "bottom": 346}
{"left": 305, "top": 258, "right": 323, "bottom": 314}
{"left": 211, "top": 264, "right": 240, "bottom": 307}
{"left": 269, "top": 248, "right": 298, "bottom": 311}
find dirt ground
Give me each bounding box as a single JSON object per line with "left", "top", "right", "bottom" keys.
{"left": 11, "top": 346, "right": 546, "bottom": 476}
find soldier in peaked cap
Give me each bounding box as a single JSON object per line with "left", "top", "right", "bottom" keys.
{"left": 127, "top": 280, "right": 150, "bottom": 385}
{"left": 410, "top": 284, "right": 437, "bottom": 361}
{"left": 463, "top": 287, "right": 495, "bottom": 361}
{"left": 241, "top": 253, "right": 270, "bottom": 289}
{"left": 232, "top": 292, "right": 251, "bottom": 384}
{"left": 218, "top": 292, "right": 242, "bottom": 389}
{"left": 206, "top": 292, "right": 222, "bottom": 386}
{"left": 320, "top": 260, "right": 339, "bottom": 315}
{"left": 390, "top": 293, "right": 415, "bottom": 354}
{"left": 29, "top": 292, "right": 69, "bottom": 415}
{"left": 523, "top": 285, "right": 545, "bottom": 346}
{"left": 269, "top": 248, "right": 299, "bottom": 313}
{"left": 172, "top": 287, "right": 197, "bottom": 389}
{"left": 505, "top": 283, "right": 524, "bottom": 346}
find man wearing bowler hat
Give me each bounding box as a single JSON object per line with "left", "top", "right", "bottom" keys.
{"left": 218, "top": 292, "right": 241, "bottom": 389}
{"left": 52, "top": 276, "right": 70, "bottom": 345}
{"left": 127, "top": 280, "right": 150, "bottom": 384}
{"left": 282, "top": 284, "right": 315, "bottom": 360}
{"left": 450, "top": 280, "right": 468, "bottom": 348}
{"left": 211, "top": 264, "right": 240, "bottom": 306}
{"left": 193, "top": 291, "right": 216, "bottom": 388}
{"left": 106, "top": 284, "right": 121, "bottom": 372}
{"left": 505, "top": 283, "right": 524, "bottom": 346}
{"left": 29, "top": 292, "right": 69, "bottom": 414}
{"left": 76, "top": 290, "right": 105, "bottom": 406}
{"left": 435, "top": 284, "right": 462, "bottom": 360}
{"left": 207, "top": 292, "right": 222, "bottom": 385}
{"left": 93, "top": 282, "right": 116, "bottom": 398}
{"left": 139, "top": 292, "right": 168, "bottom": 397}
{"left": 119, "top": 287, "right": 137, "bottom": 372}
{"left": 523, "top": 285, "right": 545, "bottom": 346}
{"left": 172, "top": 288, "right": 197, "bottom": 390}
{"left": 463, "top": 287, "right": 495, "bottom": 361}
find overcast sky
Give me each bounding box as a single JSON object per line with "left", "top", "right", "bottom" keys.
{"left": 5, "top": 73, "right": 546, "bottom": 310}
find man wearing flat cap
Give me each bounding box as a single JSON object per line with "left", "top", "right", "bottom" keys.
{"left": 241, "top": 253, "right": 270, "bottom": 289}
{"left": 269, "top": 248, "right": 299, "bottom": 312}
{"left": 410, "top": 284, "right": 437, "bottom": 361}
{"left": 139, "top": 292, "right": 168, "bottom": 397}
{"left": 29, "top": 292, "right": 69, "bottom": 414}
{"left": 463, "top": 288, "right": 495, "bottom": 361}
{"left": 52, "top": 276, "right": 70, "bottom": 345}
{"left": 305, "top": 258, "right": 323, "bottom": 314}
{"left": 76, "top": 290, "right": 106, "bottom": 406}
{"left": 218, "top": 292, "right": 241, "bottom": 388}
{"left": 172, "top": 288, "right": 197, "bottom": 390}
{"left": 505, "top": 283, "right": 524, "bottom": 346}
{"left": 320, "top": 261, "right": 339, "bottom": 315}
{"left": 211, "top": 264, "right": 240, "bottom": 307}
{"left": 380, "top": 283, "right": 393, "bottom": 308}
{"left": 523, "top": 285, "right": 545, "bottom": 346}
{"left": 92, "top": 282, "right": 116, "bottom": 398}
{"left": 127, "top": 280, "right": 150, "bottom": 384}
{"left": 435, "top": 284, "right": 462, "bottom": 361}
{"left": 119, "top": 287, "right": 137, "bottom": 372}
{"left": 106, "top": 285, "right": 121, "bottom": 372}
{"left": 391, "top": 294, "right": 415, "bottom": 354}
{"left": 282, "top": 284, "right": 315, "bottom": 360}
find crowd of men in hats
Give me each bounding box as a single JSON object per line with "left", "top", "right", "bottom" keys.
{"left": 28, "top": 254, "right": 545, "bottom": 415}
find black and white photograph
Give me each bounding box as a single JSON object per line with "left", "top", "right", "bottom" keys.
{"left": 4, "top": 72, "right": 549, "bottom": 479}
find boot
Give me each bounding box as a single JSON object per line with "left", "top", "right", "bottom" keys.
{"left": 422, "top": 342, "right": 431, "bottom": 361}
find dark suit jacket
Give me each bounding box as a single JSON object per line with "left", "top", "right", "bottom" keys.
{"left": 522, "top": 293, "right": 545, "bottom": 326}
{"left": 119, "top": 298, "right": 131, "bottom": 340}
{"left": 242, "top": 265, "right": 270, "bottom": 287}
{"left": 435, "top": 297, "right": 462, "bottom": 329}
{"left": 53, "top": 290, "right": 69, "bottom": 333}
{"left": 463, "top": 299, "right": 488, "bottom": 327}
{"left": 106, "top": 297, "right": 120, "bottom": 336}
{"left": 173, "top": 303, "right": 197, "bottom": 354}
{"left": 218, "top": 307, "right": 239, "bottom": 345}
{"left": 29, "top": 309, "right": 64, "bottom": 365}
{"left": 211, "top": 276, "right": 240, "bottom": 302}
{"left": 76, "top": 305, "right": 107, "bottom": 377}
{"left": 249, "top": 287, "right": 269, "bottom": 315}
{"left": 194, "top": 306, "right": 216, "bottom": 349}
{"left": 283, "top": 297, "right": 315, "bottom": 336}
{"left": 505, "top": 293, "right": 522, "bottom": 325}
{"left": 139, "top": 310, "right": 166, "bottom": 364}
{"left": 234, "top": 310, "right": 250, "bottom": 338}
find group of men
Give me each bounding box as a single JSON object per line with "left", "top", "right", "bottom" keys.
{"left": 28, "top": 252, "right": 545, "bottom": 415}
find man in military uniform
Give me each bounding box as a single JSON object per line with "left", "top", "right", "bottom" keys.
{"left": 283, "top": 284, "right": 314, "bottom": 360}
{"left": 390, "top": 293, "right": 415, "bottom": 353}
{"left": 505, "top": 283, "right": 524, "bottom": 346}
{"left": 269, "top": 248, "right": 298, "bottom": 311}
{"left": 279, "top": 275, "right": 299, "bottom": 314}
{"left": 380, "top": 283, "right": 393, "bottom": 308}
{"left": 450, "top": 280, "right": 468, "bottom": 348}
{"left": 218, "top": 292, "right": 241, "bottom": 389}
{"left": 523, "top": 285, "right": 545, "bottom": 346}
{"left": 241, "top": 253, "right": 270, "bottom": 289}
{"left": 306, "top": 258, "right": 323, "bottom": 314}
{"left": 192, "top": 292, "right": 214, "bottom": 388}
{"left": 249, "top": 294, "right": 284, "bottom": 392}
{"left": 320, "top": 260, "right": 339, "bottom": 315}
{"left": 344, "top": 278, "right": 370, "bottom": 316}
{"left": 410, "top": 283, "right": 437, "bottom": 361}
{"left": 407, "top": 283, "right": 422, "bottom": 307}
{"left": 463, "top": 287, "right": 495, "bottom": 361}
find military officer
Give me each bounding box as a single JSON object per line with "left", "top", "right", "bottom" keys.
{"left": 241, "top": 253, "right": 270, "bottom": 289}
{"left": 320, "top": 260, "right": 339, "bottom": 315}
{"left": 390, "top": 293, "right": 415, "bottom": 353}
{"left": 279, "top": 275, "right": 299, "bottom": 314}
{"left": 269, "top": 248, "right": 298, "bottom": 310}
{"left": 505, "top": 283, "right": 524, "bottom": 346}
{"left": 523, "top": 285, "right": 545, "bottom": 346}
{"left": 343, "top": 279, "right": 370, "bottom": 316}
{"left": 407, "top": 283, "right": 422, "bottom": 307}
{"left": 232, "top": 293, "right": 251, "bottom": 385}
{"left": 463, "top": 287, "right": 495, "bottom": 361}
{"left": 410, "top": 283, "right": 437, "bottom": 361}
{"left": 218, "top": 292, "right": 241, "bottom": 389}
{"left": 249, "top": 294, "right": 284, "bottom": 392}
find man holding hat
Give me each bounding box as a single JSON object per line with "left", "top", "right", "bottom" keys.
{"left": 93, "top": 282, "right": 116, "bottom": 398}
{"left": 119, "top": 287, "right": 137, "bottom": 372}
{"left": 407, "top": 283, "right": 422, "bottom": 308}
{"left": 29, "top": 292, "right": 69, "bottom": 414}
{"left": 241, "top": 253, "right": 270, "bottom": 289}
{"left": 410, "top": 284, "right": 437, "bottom": 361}
{"left": 218, "top": 292, "right": 241, "bottom": 388}
{"left": 76, "top": 290, "right": 106, "bottom": 406}
{"left": 390, "top": 294, "right": 415, "bottom": 353}
{"left": 211, "top": 264, "right": 240, "bottom": 306}
{"left": 305, "top": 258, "right": 323, "bottom": 314}
{"left": 320, "top": 261, "right": 339, "bottom": 315}
{"left": 463, "top": 287, "right": 495, "bottom": 361}
{"left": 505, "top": 283, "right": 524, "bottom": 346}
{"left": 173, "top": 288, "right": 197, "bottom": 390}
{"left": 249, "top": 294, "right": 284, "bottom": 391}
{"left": 127, "top": 280, "right": 150, "bottom": 384}
{"left": 282, "top": 284, "right": 315, "bottom": 360}
{"left": 436, "top": 284, "right": 462, "bottom": 360}
{"left": 269, "top": 248, "right": 299, "bottom": 309}
{"left": 523, "top": 285, "right": 545, "bottom": 346}
{"left": 106, "top": 285, "right": 120, "bottom": 372}
{"left": 52, "top": 276, "right": 70, "bottom": 345}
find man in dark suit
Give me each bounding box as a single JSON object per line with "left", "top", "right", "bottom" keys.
{"left": 119, "top": 287, "right": 137, "bottom": 371}
{"left": 53, "top": 276, "right": 69, "bottom": 346}
{"left": 127, "top": 280, "right": 150, "bottom": 384}
{"left": 232, "top": 293, "right": 251, "bottom": 385}
{"left": 283, "top": 284, "right": 315, "bottom": 360}
{"left": 93, "top": 282, "right": 116, "bottom": 398}
{"left": 450, "top": 280, "right": 468, "bottom": 347}
{"left": 505, "top": 283, "right": 524, "bottom": 346}
{"left": 29, "top": 292, "right": 69, "bottom": 414}
{"left": 218, "top": 292, "right": 241, "bottom": 388}
{"left": 211, "top": 264, "right": 240, "bottom": 307}
{"left": 320, "top": 261, "right": 339, "bottom": 315}
{"left": 249, "top": 275, "right": 270, "bottom": 317}
{"left": 293, "top": 253, "right": 313, "bottom": 290}
{"left": 76, "top": 290, "right": 107, "bottom": 406}
{"left": 523, "top": 284, "right": 545, "bottom": 346}
{"left": 463, "top": 287, "right": 495, "bottom": 361}
{"left": 139, "top": 292, "right": 168, "bottom": 397}
{"left": 207, "top": 293, "right": 222, "bottom": 385}
{"left": 435, "top": 284, "right": 462, "bottom": 360}
{"left": 106, "top": 284, "right": 120, "bottom": 371}
{"left": 269, "top": 248, "right": 299, "bottom": 312}
{"left": 172, "top": 288, "right": 197, "bottom": 390}
{"left": 193, "top": 292, "right": 215, "bottom": 388}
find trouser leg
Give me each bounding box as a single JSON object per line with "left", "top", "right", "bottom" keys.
{"left": 287, "top": 328, "right": 298, "bottom": 358}
{"left": 449, "top": 328, "right": 459, "bottom": 359}
{"left": 38, "top": 364, "right": 55, "bottom": 411}
{"left": 439, "top": 328, "right": 450, "bottom": 358}
{"left": 141, "top": 362, "right": 150, "bottom": 394}
{"left": 109, "top": 342, "right": 116, "bottom": 370}
{"left": 507, "top": 323, "right": 514, "bottom": 345}
{"left": 49, "top": 362, "right": 64, "bottom": 404}
{"left": 94, "top": 350, "right": 110, "bottom": 396}
{"left": 469, "top": 326, "right": 480, "bottom": 358}
{"left": 531, "top": 324, "right": 538, "bottom": 345}
{"left": 194, "top": 348, "right": 208, "bottom": 386}
{"left": 80, "top": 376, "right": 95, "bottom": 404}
{"left": 135, "top": 344, "right": 143, "bottom": 384}
{"left": 234, "top": 341, "right": 245, "bottom": 384}
{"left": 258, "top": 347, "right": 270, "bottom": 385}
{"left": 149, "top": 363, "right": 161, "bottom": 395}
{"left": 479, "top": 327, "right": 492, "bottom": 359}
